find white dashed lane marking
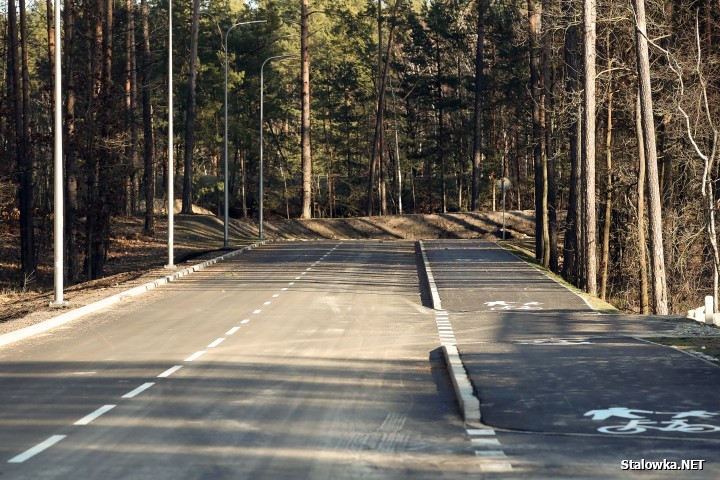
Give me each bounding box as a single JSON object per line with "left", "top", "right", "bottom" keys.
{"left": 241, "top": 319, "right": 250, "bottom": 324}
{"left": 158, "top": 365, "right": 183, "bottom": 378}
{"left": 207, "top": 338, "right": 225, "bottom": 348}
{"left": 184, "top": 351, "right": 206, "bottom": 362}
{"left": 7, "top": 435, "right": 67, "bottom": 464}
{"left": 253, "top": 309, "right": 262, "bottom": 314}
{"left": 74, "top": 404, "right": 116, "bottom": 426}
{"left": 226, "top": 327, "right": 240, "bottom": 335}
{"left": 122, "top": 382, "right": 155, "bottom": 399}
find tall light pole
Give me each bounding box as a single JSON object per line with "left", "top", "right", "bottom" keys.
{"left": 166, "top": 0, "right": 175, "bottom": 268}
{"left": 223, "top": 20, "right": 266, "bottom": 248}
{"left": 51, "top": 0, "right": 64, "bottom": 306}
{"left": 259, "top": 54, "right": 296, "bottom": 241}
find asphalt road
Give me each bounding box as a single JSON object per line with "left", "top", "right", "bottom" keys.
{"left": 423, "top": 240, "right": 720, "bottom": 479}
{"left": 0, "top": 241, "right": 492, "bottom": 480}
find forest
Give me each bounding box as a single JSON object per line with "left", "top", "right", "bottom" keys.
{"left": 1, "top": 0, "right": 719, "bottom": 316}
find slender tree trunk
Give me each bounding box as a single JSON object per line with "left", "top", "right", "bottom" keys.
{"left": 64, "top": 0, "right": 80, "bottom": 282}
{"left": 635, "top": 92, "right": 650, "bottom": 314}
{"left": 366, "top": 0, "right": 401, "bottom": 216}
{"left": 600, "top": 70, "right": 613, "bottom": 300}
{"left": 125, "top": 0, "right": 138, "bottom": 216}
{"left": 633, "top": 0, "right": 668, "bottom": 314}
{"left": 471, "top": 0, "right": 486, "bottom": 211}
{"left": 182, "top": 0, "right": 201, "bottom": 214}
{"left": 528, "top": 0, "right": 546, "bottom": 263}
{"left": 141, "top": 0, "right": 155, "bottom": 236}
{"left": 300, "top": 0, "right": 312, "bottom": 218}
{"left": 582, "top": 0, "right": 597, "bottom": 295}
{"left": 542, "top": 0, "right": 555, "bottom": 270}
{"left": 20, "top": 0, "right": 35, "bottom": 277}
{"left": 436, "top": 34, "right": 447, "bottom": 214}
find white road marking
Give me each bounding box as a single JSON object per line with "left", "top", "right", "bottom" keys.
{"left": 481, "top": 463, "right": 513, "bottom": 472}
{"left": 474, "top": 450, "right": 507, "bottom": 457}
{"left": 253, "top": 310, "right": 262, "bottom": 314}
{"left": 158, "top": 365, "right": 183, "bottom": 378}
{"left": 301, "top": 272, "right": 307, "bottom": 275}
{"left": 184, "top": 351, "right": 206, "bottom": 362}
{"left": 74, "top": 404, "right": 116, "bottom": 425}
{"left": 295, "top": 277, "right": 301, "bottom": 280}
{"left": 263, "top": 301, "right": 271, "bottom": 305}
{"left": 288, "top": 282, "right": 295, "bottom": 286}
{"left": 281, "top": 288, "right": 288, "bottom": 291}
{"left": 241, "top": 319, "right": 250, "bottom": 324}
{"left": 471, "top": 438, "right": 501, "bottom": 447}
{"left": 226, "top": 327, "right": 240, "bottom": 335}
{"left": 272, "top": 294, "right": 279, "bottom": 298}
{"left": 467, "top": 428, "right": 496, "bottom": 436}
{"left": 122, "top": 382, "right": 155, "bottom": 399}
{"left": 7, "top": 435, "right": 67, "bottom": 463}
{"left": 207, "top": 338, "right": 225, "bottom": 348}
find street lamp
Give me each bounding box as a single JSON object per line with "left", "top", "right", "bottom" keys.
{"left": 223, "top": 20, "right": 266, "bottom": 248}
{"left": 166, "top": 0, "right": 175, "bottom": 268}
{"left": 51, "top": 0, "right": 64, "bottom": 306}
{"left": 259, "top": 54, "right": 297, "bottom": 241}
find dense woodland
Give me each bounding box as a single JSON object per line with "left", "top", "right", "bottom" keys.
{"left": 1, "top": 0, "right": 720, "bottom": 315}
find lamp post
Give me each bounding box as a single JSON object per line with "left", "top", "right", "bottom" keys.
{"left": 259, "top": 54, "right": 296, "bottom": 240}
{"left": 51, "top": 0, "right": 64, "bottom": 306}
{"left": 223, "top": 20, "right": 266, "bottom": 248}
{"left": 166, "top": 0, "right": 175, "bottom": 268}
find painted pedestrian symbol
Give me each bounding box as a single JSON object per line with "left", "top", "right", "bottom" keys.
{"left": 585, "top": 408, "right": 720, "bottom": 434}
{"left": 485, "top": 301, "right": 543, "bottom": 311}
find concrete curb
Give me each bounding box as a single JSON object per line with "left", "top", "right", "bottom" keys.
{"left": 417, "top": 240, "right": 483, "bottom": 427}
{"left": 0, "top": 240, "right": 273, "bottom": 349}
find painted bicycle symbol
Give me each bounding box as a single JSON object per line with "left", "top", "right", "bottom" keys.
{"left": 585, "top": 408, "right": 720, "bottom": 435}
{"left": 485, "top": 301, "right": 543, "bottom": 311}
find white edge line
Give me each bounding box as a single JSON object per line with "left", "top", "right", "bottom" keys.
{"left": 7, "top": 435, "right": 67, "bottom": 463}
{"left": 0, "top": 240, "right": 279, "bottom": 349}
{"left": 121, "top": 382, "right": 155, "bottom": 399}
{"left": 158, "top": 365, "right": 183, "bottom": 378}
{"left": 184, "top": 351, "right": 206, "bottom": 362}
{"left": 74, "top": 404, "right": 116, "bottom": 426}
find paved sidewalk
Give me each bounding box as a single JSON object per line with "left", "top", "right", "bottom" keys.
{"left": 423, "top": 240, "right": 720, "bottom": 479}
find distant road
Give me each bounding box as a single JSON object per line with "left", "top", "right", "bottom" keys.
{"left": 0, "top": 241, "right": 489, "bottom": 479}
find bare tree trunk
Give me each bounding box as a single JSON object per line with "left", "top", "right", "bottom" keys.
{"left": 471, "top": 0, "right": 487, "bottom": 211}
{"left": 436, "top": 34, "right": 447, "bottom": 214}
{"left": 633, "top": 0, "right": 668, "bottom": 314}
{"left": 542, "top": 0, "right": 556, "bottom": 271}
{"left": 635, "top": 92, "right": 650, "bottom": 314}
{"left": 181, "top": 0, "right": 201, "bottom": 214}
{"left": 366, "top": 0, "right": 401, "bottom": 216}
{"left": 300, "top": 0, "right": 312, "bottom": 218}
{"left": 141, "top": 0, "right": 155, "bottom": 236}
{"left": 600, "top": 67, "right": 613, "bottom": 301}
{"left": 64, "top": 0, "right": 81, "bottom": 282}
{"left": 15, "top": 0, "right": 36, "bottom": 280}
{"left": 125, "top": 0, "right": 138, "bottom": 216}
{"left": 582, "top": 0, "right": 597, "bottom": 295}
{"left": 528, "top": 0, "right": 546, "bottom": 264}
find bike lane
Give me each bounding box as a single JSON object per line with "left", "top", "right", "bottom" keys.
{"left": 422, "top": 240, "right": 720, "bottom": 478}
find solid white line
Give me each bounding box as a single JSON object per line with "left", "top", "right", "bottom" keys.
{"left": 207, "top": 338, "right": 225, "bottom": 348}
{"left": 471, "top": 438, "right": 501, "bottom": 446}
{"left": 253, "top": 310, "right": 262, "bottom": 314}
{"left": 467, "top": 428, "right": 496, "bottom": 436}
{"left": 7, "top": 435, "right": 67, "bottom": 463}
{"left": 158, "top": 365, "right": 183, "bottom": 378}
{"left": 122, "top": 382, "right": 155, "bottom": 399}
{"left": 184, "top": 351, "right": 206, "bottom": 362}
{"left": 241, "top": 319, "right": 250, "bottom": 324}
{"left": 475, "top": 450, "right": 507, "bottom": 457}
{"left": 74, "top": 404, "right": 116, "bottom": 425}
{"left": 226, "top": 327, "right": 240, "bottom": 335}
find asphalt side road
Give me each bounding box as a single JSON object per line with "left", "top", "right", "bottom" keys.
{"left": 422, "top": 239, "right": 720, "bottom": 479}
{"left": 0, "top": 240, "right": 496, "bottom": 480}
